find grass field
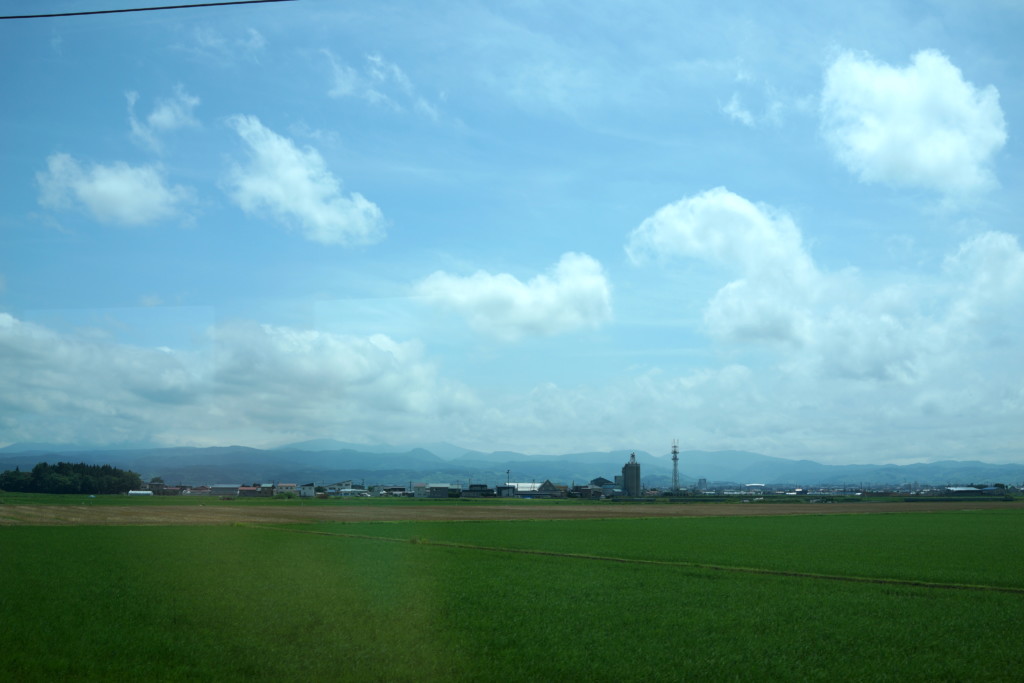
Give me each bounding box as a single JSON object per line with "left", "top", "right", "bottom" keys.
{"left": 2, "top": 506, "right": 1023, "bottom": 681}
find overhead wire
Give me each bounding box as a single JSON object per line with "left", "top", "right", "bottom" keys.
{"left": 0, "top": 0, "right": 295, "bottom": 20}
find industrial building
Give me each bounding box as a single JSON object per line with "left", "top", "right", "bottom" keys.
{"left": 621, "top": 452, "right": 641, "bottom": 498}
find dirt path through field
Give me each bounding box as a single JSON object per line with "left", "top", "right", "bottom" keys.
{"left": 2, "top": 499, "right": 1021, "bottom": 526}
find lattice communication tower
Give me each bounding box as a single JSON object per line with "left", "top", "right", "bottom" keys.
{"left": 671, "top": 439, "right": 680, "bottom": 494}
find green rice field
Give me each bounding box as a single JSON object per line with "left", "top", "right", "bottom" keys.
{"left": 2, "top": 508, "right": 1023, "bottom": 681}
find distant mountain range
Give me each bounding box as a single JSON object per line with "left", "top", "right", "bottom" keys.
{"left": 1, "top": 440, "right": 1022, "bottom": 487}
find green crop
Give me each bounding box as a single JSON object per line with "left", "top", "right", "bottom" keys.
{"left": 289, "top": 509, "right": 1024, "bottom": 589}
{"left": 2, "top": 511, "right": 1023, "bottom": 681}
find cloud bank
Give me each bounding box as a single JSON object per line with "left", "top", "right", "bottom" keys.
{"left": 0, "top": 314, "right": 474, "bottom": 447}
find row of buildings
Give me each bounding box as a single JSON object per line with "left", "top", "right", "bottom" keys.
{"left": 137, "top": 479, "right": 613, "bottom": 499}
{"left": 135, "top": 453, "right": 649, "bottom": 499}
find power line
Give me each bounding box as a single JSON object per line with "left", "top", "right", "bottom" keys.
{"left": 0, "top": 0, "right": 296, "bottom": 20}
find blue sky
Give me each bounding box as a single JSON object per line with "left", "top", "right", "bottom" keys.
{"left": 2, "top": 0, "right": 1022, "bottom": 464}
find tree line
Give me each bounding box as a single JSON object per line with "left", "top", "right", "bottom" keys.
{"left": 0, "top": 462, "right": 142, "bottom": 494}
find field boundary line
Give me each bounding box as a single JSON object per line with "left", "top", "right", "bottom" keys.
{"left": 245, "top": 524, "right": 1024, "bottom": 595}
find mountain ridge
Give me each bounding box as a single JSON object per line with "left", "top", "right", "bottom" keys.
{"left": 1, "top": 442, "right": 1022, "bottom": 487}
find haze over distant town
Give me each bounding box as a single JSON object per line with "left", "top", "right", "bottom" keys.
{"left": 2, "top": 1, "right": 1022, "bottom": 466}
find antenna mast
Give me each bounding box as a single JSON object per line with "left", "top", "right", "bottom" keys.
{"left": 671, "top": 439, "right": 680, "bottom": 494}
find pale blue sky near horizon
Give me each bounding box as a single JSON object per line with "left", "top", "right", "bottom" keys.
{"left": 2, "top": 0, "right": 1022, "bottom": 464}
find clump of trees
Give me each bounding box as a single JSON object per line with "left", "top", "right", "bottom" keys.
{"left": 0, "top": 462, "right": 142, "bottom": 494}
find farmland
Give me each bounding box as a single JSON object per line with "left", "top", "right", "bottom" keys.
{"left": 3, "top": 492, "right": 1022, "bottom": 525}
{"left": 2, "top": 500, "right": 1023, "bottom": 681}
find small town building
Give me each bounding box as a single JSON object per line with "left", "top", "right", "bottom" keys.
{"left": 509, "top": 480, "right": 563, "bottom": 498}
{"left": 946, "top": 486, "right": 983, "bottom": 496}
{"left": 211, "top": 484, "right": 241, "bottom": 497}
{"left": 570, "top": 485, "right": 602, "bottom": 499}
{"left": 427, "top": 483, "right": 452, "bottom": 498}
{"left": 461, "top": 484, "right": 495, "bottom": 498}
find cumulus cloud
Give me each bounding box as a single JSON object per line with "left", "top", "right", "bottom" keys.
{"left": 621, "top": 212, "right": 1024, "bottom": 461}
{"left": 128, "top": 85, "right": 200, "bottom": 152}
{"left": 626, "top": 188, "right": 949, "bottom": 381}
{"left": 37, "top": 153, "right": 190, "bottom": 225}
{"left": 821, "top": 49, "right": 1006, "bottom": 196}
{"left": 2, "top": 231, "right": 1022, "bottom": 461}
{"left": 0, "top": 313, "right": 474, "bottom": 447}
{"left": 225, "top": 115, "right": 385, "bottom": 245}
{"left": 323, "top": 50, "right": 439, "bottom": 120}
{"left": 210, "top": 322, "right": 472, "bottom": 420}
{"left": 415, "top": 252, "right": 613, "bottom": 341}
{"left": 627, "top": 187, "right": 1024, "bottom": 412}
{"left": 627, "top": 187, "right": 818, "bottom": 344}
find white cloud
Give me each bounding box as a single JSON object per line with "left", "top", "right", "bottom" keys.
{"left": 821, "top": 49, "right": 1007, "bottom": 196}
{"left": 625, "top": 189, "right": 953, "bottom": 382}
{"left": 625, "top": 188, "right": 1024, "bottom": 460}
{"left": 2, "top": 238, "right": 1022, "bottom": 461}
{"left": 722, "top": 92, "right": 755, "bottom": 126}
{"left": 37, "top": 153, "right": 190, "bottom": 226}
{"left": 627, "top": 187, "right": 818, "bottom": 345}
{"left": 625, "top": 188, "right": 1017, "bottom": 387}
{"left": 0, "top": 314, "right": 475, "bottom": 447}
{"left": 0, "top": 313, "right": 198, "bottom": 444}
{"left": 945, "top": 231, "right": 1024, "bottom": 299}
{"left": 415, "top": 252, "right": 613, "bottom": 341}
{"left": 639, "top": 272, "right": 1017, "bottom": 460}
{"left": 721, "top": 80, "right": 791, "bottom": 128}
{"left": 225, "top": 115, "right": 385, "bottom": 246}
{"left": 323, "top": 50, "right": 439, "bottom": 121}
{"left": 181, "top": 26, "right": 266, "bottom": 64}
{"left": 325, "top": 54, "right": 359, "bottom": 98}
{"left": 210, "top": 322, "right": 472, "bottom": 421}
{"left": 127, "top": 85, "right": 200, "bottom": 152}
{"left": 943, "top": 231, "right": 1024, "bottom": 343}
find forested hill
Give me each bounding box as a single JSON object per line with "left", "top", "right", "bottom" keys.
{"left": 0, "top": 462, "right": 141, "bottom": 494}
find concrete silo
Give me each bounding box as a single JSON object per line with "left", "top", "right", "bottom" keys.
{"left": 622, "top": 452, "right": 641, "bottom": 498}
